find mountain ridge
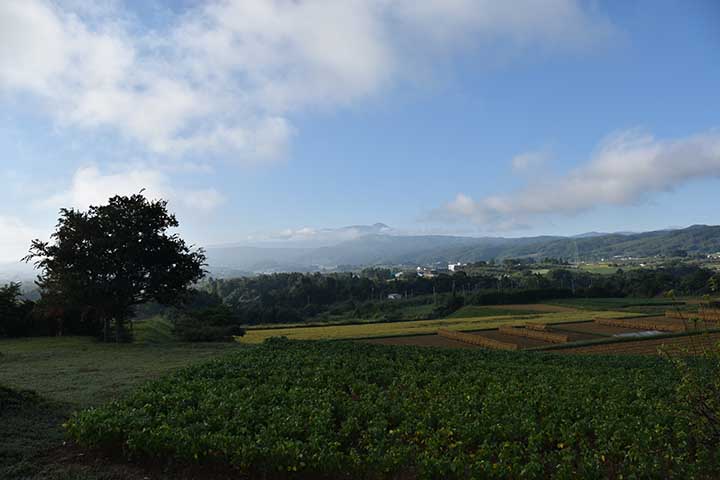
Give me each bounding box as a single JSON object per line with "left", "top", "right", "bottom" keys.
{"left": 205, "top": 224, "right": 720, "bottom": 273}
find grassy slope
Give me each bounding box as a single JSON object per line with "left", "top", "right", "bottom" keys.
{"left": 238, "top": 310, "right": 638, "bottom": 343}
{"left": 133, "top": 315, "right": 176, "bottom": 344}
{"left": 0, "top": 336, "right": 246, "bottom": 479}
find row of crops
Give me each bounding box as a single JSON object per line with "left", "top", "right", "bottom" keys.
{"left": 66, "top": 339, "right": 720, "bottom": 479}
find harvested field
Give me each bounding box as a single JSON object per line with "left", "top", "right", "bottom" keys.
{"left": 492, "top": 303, "right": 580, "bottom": 313}
{"left": 556, "top": 332, "right": 720, "bottom": 356}
{"left": 595, "top": 316, "right": 687, "bottom": 333}
{"left": 526, "top": 323, "right": 548, "bottom": 331}
{"left": 498, "top": 325, "right": 569, "bottom": 343}
{"left": 364, "top": 334, "right": 478, "bottom": 349}
{"left": 698, "top": 308, "right": 720, "bottom": 323}
{"left": 551, "top": 321, "right": 641, "bottom": 337}
{"left": 469, "top": 330, "right": 551, "bottom": 349}
{"left": 242, "top": 310, "right": 634, "bottom": 343}
{"left": 438, "top": 329, "right": 519, "bottom": 350}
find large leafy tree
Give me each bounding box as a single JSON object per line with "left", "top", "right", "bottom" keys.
{"left": 25, "top": 194, "right": 206, "bottom": 341}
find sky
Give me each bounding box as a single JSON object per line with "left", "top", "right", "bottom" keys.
{"left": 1, "top": 0, "right": 719, "bottom": 262}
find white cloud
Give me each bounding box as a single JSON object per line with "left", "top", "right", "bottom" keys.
{"left": 0, "top": 0, "right": 614, "bottom": 160}
{"left": 442, "top": 129, "right": 720, "bottom": 227}
{"left": 0, "top": 216, "right": 44, "bottom": 263}
{"left": 42, "top": 165, "right": 225, "bottom": 213}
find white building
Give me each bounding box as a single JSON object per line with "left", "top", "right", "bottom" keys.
{"left": 448, "top": 262, "right": 466, "bottom": 272}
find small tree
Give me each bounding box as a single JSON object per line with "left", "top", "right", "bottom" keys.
{"left": 0, "top": 283, "right": 34, "bottom": 337}
{"left": 25, "top": 194, "right": 206, "bottom": 342}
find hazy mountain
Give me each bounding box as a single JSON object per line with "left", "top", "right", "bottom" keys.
{"left": 204, "top": 224, "right": 720, "bottom": 274}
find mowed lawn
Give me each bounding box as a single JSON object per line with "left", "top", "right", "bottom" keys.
{"left": 0, "top": 336, "right": 247, "bottom": 479}
{"left": 0, "top": 336, "right": 244, "bottom": 407}
{"left": 237, "top": 310, "right": 638, "bottom": 343}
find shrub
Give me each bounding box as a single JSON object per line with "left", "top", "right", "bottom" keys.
{"left": 171, "top": 304, "right": 245, "bottom": 342}
{"left": 0, "top": 283, "right": 36, "bottom": 337}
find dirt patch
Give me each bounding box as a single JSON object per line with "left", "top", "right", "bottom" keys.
{"left": 364, "top": 335, "right": 480, "bottom": 349}
{"left": 551, "top": 321, "right": 641, "bottom": 337}
{"left": 493, "top": 304, "right": 580, "bottom": 313}
{"left": 469, "top": 331, "right": 550, "bottom": 349}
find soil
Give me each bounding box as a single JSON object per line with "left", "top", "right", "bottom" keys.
{"left": 364, "top": 335, "right": 479, "bottom": 349}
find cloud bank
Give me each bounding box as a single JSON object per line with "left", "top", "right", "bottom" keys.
{"left": 41, "top": 166, "right": 225, "bottom": 213}
{"left": 443, "top": 129, "right": 720, "bottom": 228}
{"left": 0, "top": 0, "right": 613, "bottom": 160}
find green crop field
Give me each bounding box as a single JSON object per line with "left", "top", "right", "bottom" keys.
{"left": 65, "top": 339, "right": 720, "bottom": 479}
{"left": 238, "top": 310, "right": 637, "bottom": 343}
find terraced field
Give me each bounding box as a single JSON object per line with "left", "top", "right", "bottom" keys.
{"left": 367, "top": 314, "right": 720, "bottom": 357}
{"left": 238, "top": 310, "right": 636, "bottom": 343}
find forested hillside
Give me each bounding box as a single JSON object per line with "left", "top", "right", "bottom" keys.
{"left": 206, "top": 225, "right": 720, "bottom": 272}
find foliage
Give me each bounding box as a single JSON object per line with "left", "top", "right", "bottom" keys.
{"left": 0, "top": 283, "right": 35, "bottom": 337}
{"left": 66, "top": 340, "right": 720, "bottom": 478}
{"left": 165, "top": 290, "right": 246, "bottom": 342}
{"left": 171, "top": 304, "right": 246, "bottom": 342}
{"left": 25, "top": 194, "right": 206, "bottom": 342}
{"left": 673, "top": 344, "right": 720, "bottom": 448}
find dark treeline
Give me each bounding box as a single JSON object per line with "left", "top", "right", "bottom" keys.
{"left": 193, "top": 264, "right": 719, "bottom": 325}
{"left": 3, "top": 263, "right": 718, "bottom": 335}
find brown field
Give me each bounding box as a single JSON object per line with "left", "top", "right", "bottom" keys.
{"left": 493, "top": 303, "right": 580, "bottom": 313}
{"left": 469, "top": 330, "right": 550, "bottom": 348}
{"left": 556, "top": 332, "right": 720, "bottom": 356}
{"left": 550, "top": 321, "right": 641, "bottom": 337}
{"left": 498, "top": 325, "right": 569, "bottom": 343}
{"left": 356, "top": 311, "right": 720, "bottom": 356}
{"left": 364, "top": 335, "right": 478, "bottom": 349}
{"left": 595, "top": 316, "right": 688, "bottom": 333}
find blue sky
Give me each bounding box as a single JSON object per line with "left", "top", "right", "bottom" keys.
{"left": 0, "top": 0, "right": 719, "bottom": 262}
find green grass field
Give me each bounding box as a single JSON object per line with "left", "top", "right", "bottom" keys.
{"left": 237, "top": 310, "right": 637, "bottom": 343}
{"left": 133, "top": 315, "right": 176, "bottom": 343}
{"left": 0, "top": 336, "right": 245, "bottom": 479}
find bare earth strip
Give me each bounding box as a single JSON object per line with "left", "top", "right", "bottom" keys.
{"left": 364, "top": 335, "right": 479, "bottom": 349}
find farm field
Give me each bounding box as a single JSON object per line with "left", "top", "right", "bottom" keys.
{"left": 369, "top": 315, "right": 720, "bottom": 354}
{"left": 237, "top": 309, "right": 637, "bottom": 344}
{"left": 0, "top": 336, "right": 245, "bottom": 479}
{"left": 64, "top": 340, "right": 720, "bottom": 479}
{"left": 446, "top": 303, "right": 577, "bottom": 318}
{"left": 548, "top": 297, "right": 686, "bottom": 311}
{"left": 555, "top": 332, "right": 720, "bottom": 356}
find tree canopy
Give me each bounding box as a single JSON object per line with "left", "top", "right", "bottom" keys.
{"left": 25, "top": 194, "right": 206, "bottom": 341}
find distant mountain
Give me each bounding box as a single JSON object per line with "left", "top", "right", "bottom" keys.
{"left": 205, "top": 224, "right": 720, "bottom": 274}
